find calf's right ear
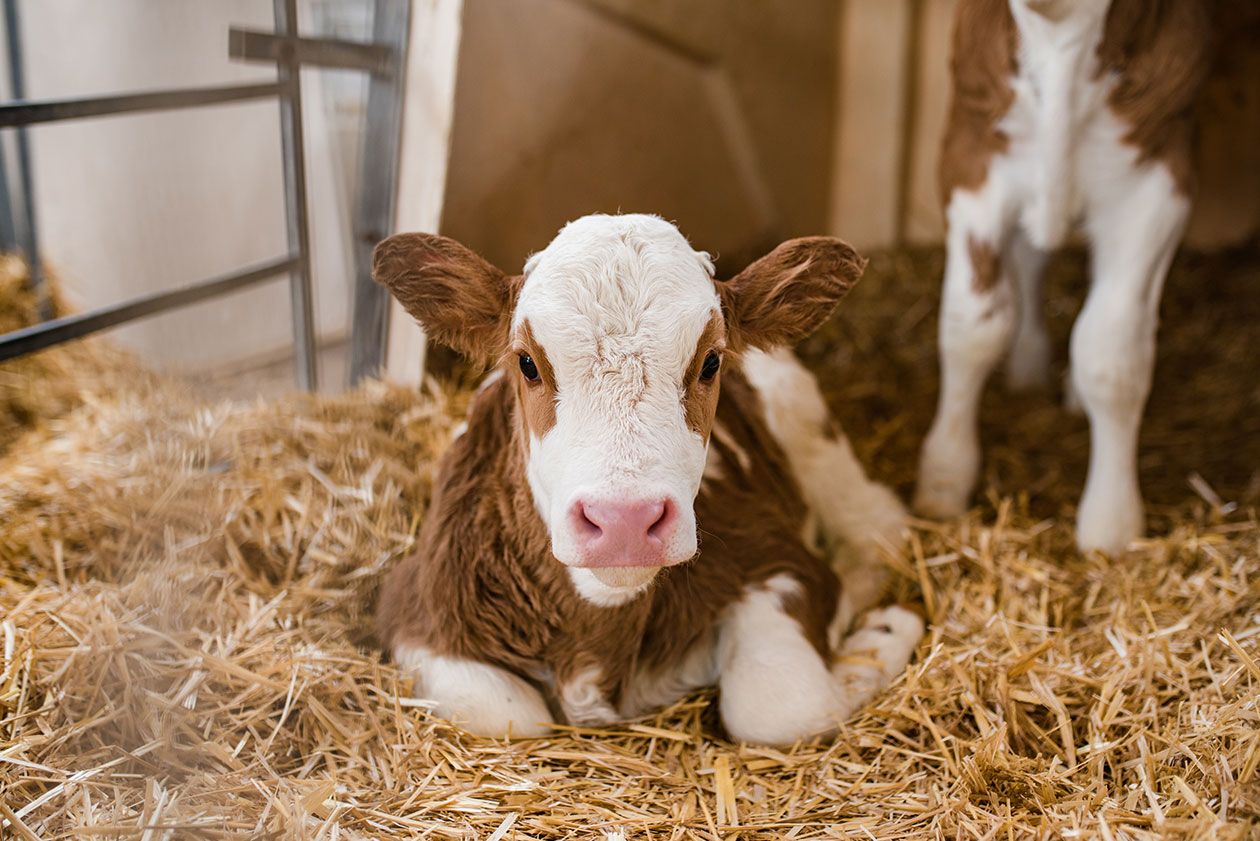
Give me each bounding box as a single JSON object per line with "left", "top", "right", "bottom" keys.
{"left": 372, "top": 232, "right": 518, "bottom": 365}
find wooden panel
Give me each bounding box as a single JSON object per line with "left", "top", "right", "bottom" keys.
{"left": 828, "top": 0, "right": 913, "bottom": 250}
{"left": 903, "top": 0, "right": 955, "bottom": 244}
{"left": 438, "top": 0, "right": 837, "bottom": 278}
{"left": 384, "top": 0, "right": 465, "bottom": 383}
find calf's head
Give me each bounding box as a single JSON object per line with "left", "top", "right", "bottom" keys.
{"left": 374, "top": 214, "right": 864, "bottom": 604}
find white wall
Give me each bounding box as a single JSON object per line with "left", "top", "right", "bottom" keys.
{"left": 15, "top": 0, "right": 356, "bottom": 377}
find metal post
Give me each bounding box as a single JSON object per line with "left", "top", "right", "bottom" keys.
{"left": 274, "top": 0, "right": 319, "bottom": 391}
{"left": 348, "top": 0, "right": 410, "bottom": 384}
{"left": 0, "top": 138, "right": 16, "bottom": 251}
{"left": 3, "top": 0, "right": 48, "bottom": 319}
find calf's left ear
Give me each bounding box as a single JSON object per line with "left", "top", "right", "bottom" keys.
{"left": 372, "top": 232, "right": 518, "bottom": 366}
{"left": 718, "top": 237, "right": 866, "bottom": 351}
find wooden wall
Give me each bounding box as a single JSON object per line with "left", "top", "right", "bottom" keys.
{"left": 829, "top": 0, "right": 1260, "bottom": 252}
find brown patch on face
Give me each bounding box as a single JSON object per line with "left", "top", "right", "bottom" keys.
{"left": 938, "top": 0, "right": 1017, "bottom": 202}
{"left": 968, "top": 236, "right": 1001, "bottom": 293}
{"left": 719, "top": 237, "right": 866, "bottom": 352}
{"left": 681, "top": 311, "right": 726, "bottom": 438}
{"left": 1098, "top": 0, "right": 1212, "bottom": 196}
{"left": 510, "top": 320, "right": 557, "bottom": 442}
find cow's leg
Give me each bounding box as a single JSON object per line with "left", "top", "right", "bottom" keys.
{"left": 1004, "top": 230, "right": 1052, "bottom": 392}
{"left": 1072, "top": 165, "right": 1188, "bottom": 554}
{"left": 915, "top": 179, "right": 1016, "bottom": 518}
{"left": 742, "top": 348, "right": 905, "bottom": 615}
{"left": 394, "top": 644, "right": 554, "bottom": 738}
{"left": 716, "top": 576, "right": 922, "bottom": 746}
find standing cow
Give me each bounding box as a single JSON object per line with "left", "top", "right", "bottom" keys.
{"left": 915, "top": 0, "right": 1211, "bottom": 553}
{"left": 375, "top": 214, "right": 923, "bottom": 745}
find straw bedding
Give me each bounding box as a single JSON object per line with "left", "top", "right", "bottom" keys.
{"left": 1, "top": 247, "right": 1257, "bottom": 839}
{"left": 0, "top": 259, "right": 137, "bottom": 458}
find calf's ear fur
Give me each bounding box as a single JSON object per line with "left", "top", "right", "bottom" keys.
{"left": 372, "top": 232, "right": 519, "bottom": 365}
{"left": 718, "top": 237, "right": 866, "bottom": 351}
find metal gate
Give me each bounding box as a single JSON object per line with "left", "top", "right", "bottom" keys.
{"left": 0, "top": 0, "right": 411, "bottom": 390}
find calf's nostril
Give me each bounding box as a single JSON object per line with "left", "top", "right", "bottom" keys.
{"left": 646, "top": 499, "right": 675, "bottom": 540}
{"left": 573, "top": 502, "right": 603, "bottom": 540}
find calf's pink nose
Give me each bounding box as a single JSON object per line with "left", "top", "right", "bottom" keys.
{"left": 570, "top": 498, "right": 677, "bottom": 567}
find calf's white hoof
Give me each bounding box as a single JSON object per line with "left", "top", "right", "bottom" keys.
{"left": 914, "top": 431, "right": 978, "bottom": 520}
{"left": 1075, "top": 493, "right": 1144, "bottom": 555}
{"left": 913, "top": 481, "right": 970, "bottom": 520}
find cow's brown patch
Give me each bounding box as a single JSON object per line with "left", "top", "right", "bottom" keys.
{"left": 938, "top": 0, "right": 1017, "bottom": 203}
{"left": 1098, "top": 0, "right": 1212, "bottom": 196}
{"left": 719, "top": 237, "right": 866, "bottom": 352}
{"left": 511, "top": 320, "right": 557, "bottom": 441}
{"left": 681, "top": 311, "right": 726, "bottom": 438}
{"left": 372, "top": 232, "right": 521, "bottom": 366}
{"left": 967, "top": 236, "right": 1001, "bottom": 293}
{"left": 377, "top": 363, "right": 846, "bottom": 720}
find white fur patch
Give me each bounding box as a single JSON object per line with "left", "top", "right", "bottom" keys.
{"left": 567, "top": 566, "right": 654, "bottom": 608}
{"left": 742, "top": 347, "right": 906, "bottom": 565}
{"left": 716, "top": 575, "right": 844, "bottom": 746}
{"left": 512, "top": 214, "right": 721, "bottom": 587}
{"left": 558, "top": 666, "right": 619, "bottom": 726}
{"left": 394, "top": 645, "right": 553, "bottom": 738}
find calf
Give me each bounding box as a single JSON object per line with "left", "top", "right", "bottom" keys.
{"left": 374, "top": 214, "right": 923, "bottom": 745}
{"left": 915, "top": 0, "right": 1212, "bottom": 554}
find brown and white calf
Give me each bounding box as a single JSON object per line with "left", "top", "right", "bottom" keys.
{"left": 915, "top": 0, "right": 1211, "bottom": 553}
{"left": 374, "top": 214, "right": 923, "bottom": 745}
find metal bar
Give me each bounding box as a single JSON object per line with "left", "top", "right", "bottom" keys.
{"left": 229, "top": 27, "right": 393, "bottom": 75}
{"left": 274, "top": 0, "right": 318, "bottom": 391}
{"left": 348, "top": 0, "right": 410, "bottom": 384}
{"left": 3, "top": 0, "right": 48, "bottom": 319}
{"left": 0, "top": 82, "right": 283, "bottom": 128}
{"left": 0, "top": 135, "right": 16, "bottom": 250}
{"left": 0, "top": 257, "right": 296, "bottom": 361}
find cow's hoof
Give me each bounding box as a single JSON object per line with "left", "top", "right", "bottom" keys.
{"left": 1076, "top": 493, "right": 1143, "bottom": 556}
{"left": 913, "top": 481, "right": 970, "bottom": 520}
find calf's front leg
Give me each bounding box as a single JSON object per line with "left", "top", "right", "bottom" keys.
{"left": 394, "top": 644, "right": 554, "bottom": 738}
{"left": 1072, "top": 165, "right": 1188, "bottom": 554}
{"left": 916, "top": 180, "right": 1015, "bottom": 518}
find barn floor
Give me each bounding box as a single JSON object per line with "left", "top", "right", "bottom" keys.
{"left": 1, "top": 247, "right": 1257, "bottom": 839}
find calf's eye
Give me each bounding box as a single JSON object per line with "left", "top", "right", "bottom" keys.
{"left": 519, "top": 353, "right": 540, "bottom": 382}
{"left": 699, "top": 351, "right": 721, "bottom": 383}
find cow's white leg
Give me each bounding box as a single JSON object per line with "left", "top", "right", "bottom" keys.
{"left": 915, "top": 180, "right": 1015, "bottom": 518}
{"left": 1004, "top": 230, "right": 1052, "bottom": 392}
{"left": 1072, "top": 164, "right": 1188, "bottom": 554}
{"left": 394, "top": 645, "right": 554, "bottom": 738}
{"left": 742, "top": 347, "right": 906, "bottom": 577}
{"left": 716, "top": 576, "right": 922, "bottom": 746}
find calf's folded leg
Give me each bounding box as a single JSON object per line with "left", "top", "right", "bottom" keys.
{"left": 742, "top": 346, "right": 907, "bottom": 579}
{"left": 394, "top": 644, "right": 554, "bottom": 739}
{"left": 716, "top": 575, "right": 923, "bottom": 747}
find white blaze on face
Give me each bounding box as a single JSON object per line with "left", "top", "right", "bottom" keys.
{"left": 512, "top": 215, "right": 718, "bottom": 588}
